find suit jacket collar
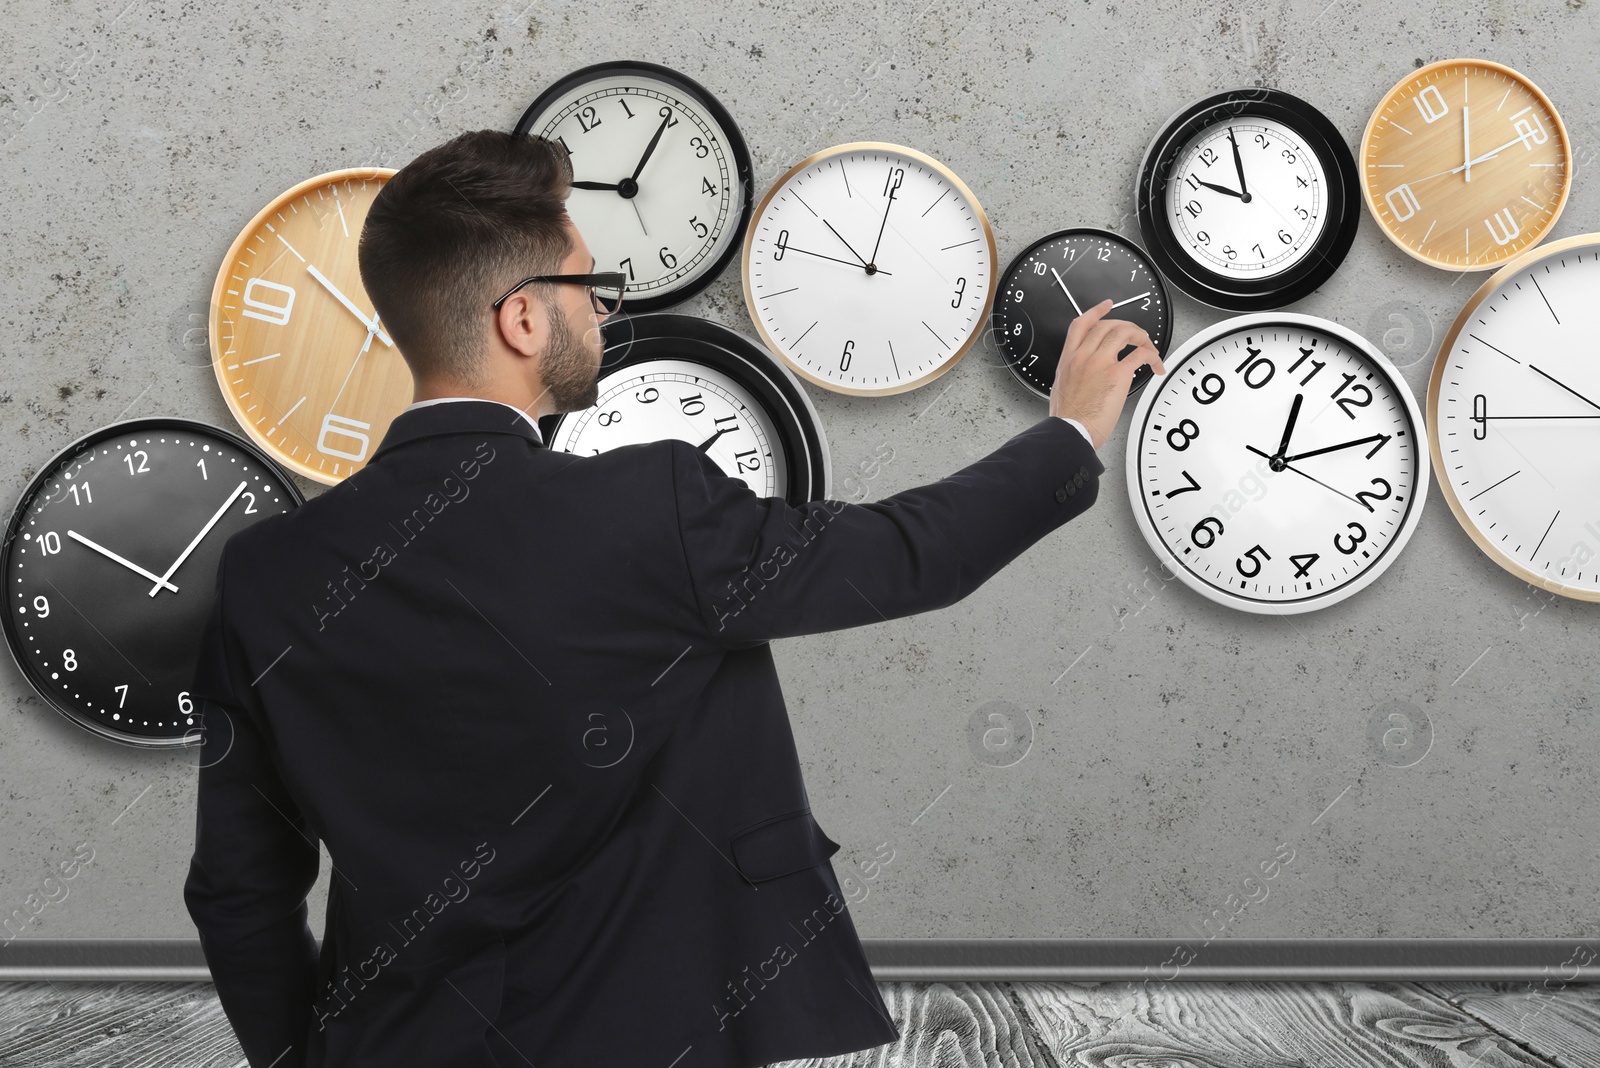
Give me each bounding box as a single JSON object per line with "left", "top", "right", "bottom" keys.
{"left": 370, "top": 399, "right": 546, "bottom": 463}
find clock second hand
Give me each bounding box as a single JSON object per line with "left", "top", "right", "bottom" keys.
{"left": 148, "top": 480, "right": 249, "bottom": 597}
{"left": 1244, "top": 444, "right": 1363, "bottom": 507}
{"left": 327, "top": 316, "right": 382, "bottom": 416}
{"left": 65, "top": 530, "right": 178, "bottom": 593}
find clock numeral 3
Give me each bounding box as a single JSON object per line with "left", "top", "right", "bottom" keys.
{"left": 1333, "top": 522, "right": 1368, "bottom": 555}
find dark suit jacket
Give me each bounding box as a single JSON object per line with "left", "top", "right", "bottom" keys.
{"left": 183, "top": 397, "right": 1104, "bottom": 1067}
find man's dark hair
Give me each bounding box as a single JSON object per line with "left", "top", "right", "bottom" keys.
{"left": 359, "top": 130, "right": 573, "bottom": 384}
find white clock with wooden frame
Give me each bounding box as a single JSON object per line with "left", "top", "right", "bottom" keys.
{"left": 1428, "top": 232, "right": 1600, "bottom": 601}
{"left": 1360, "top": 59, "right": 1571, "bottom": 271}
{"left": 209, "top": 167, "right": 412, "bottom": 485}
{"left": 741, "top": 142, "right": 997, "bottom": 396}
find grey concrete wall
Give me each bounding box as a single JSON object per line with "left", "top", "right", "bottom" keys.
{"left": 1, "top": 0, "right": 1596, "bottom": 944}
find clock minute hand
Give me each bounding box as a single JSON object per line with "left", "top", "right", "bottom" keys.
{"left": 822, "top": 219, "right": 871, "bottom": 267}
{"left": 1527, "top": 363, "right": 1600, "bottom": 413}
{"left": 629, "top": 112, "right": 673, "bottom": 183}
{"left": 1049, "top": 268, "right": 1085, "bottom": 316}
{"left": 307, "top": 264, "right": 393, "bottom": 347}
{"left": 66, "top": 530, "right": 178, "bottom": 593}
{"left": 571, "top": 180, "right": 622, "bottom": 191}
{"left": 147, "top": 480, "right": 248, "bottom": 598}
{"left": 1227, "top": 126, "right": 1250, "bottom": 201}
{"left": 1282, "top": 433, "right": 1390, "bottom": 464}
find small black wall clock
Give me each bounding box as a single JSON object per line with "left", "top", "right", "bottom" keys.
{"left": 515, "top": 61, "right": 754, "bottom": 312}
{"left": 538, "top": 312, "right": 831, "bottom": 506}
{"left": 3, "top": 419, "right": 302, "bottom": 747}
{"left": 991, "top": 227, "right": 1171, "bottom": 400}
{"left": 1136, "top": 88, "right": 1360, "bottom": 311}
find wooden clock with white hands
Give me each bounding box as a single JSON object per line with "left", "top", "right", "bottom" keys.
{"left": 210, "top": 168, "right": 411, "bottom": 484}
{"left": 2, "top": 419, "right": 301, "bottom": 746}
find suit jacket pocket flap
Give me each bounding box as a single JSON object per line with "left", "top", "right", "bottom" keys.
{"left": 728, "top": 809, "right": 841, "bottom": 883}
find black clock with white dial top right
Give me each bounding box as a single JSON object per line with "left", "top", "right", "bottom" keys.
{"left": 1137, "top": 88, "right": 1360, "bottom": 311}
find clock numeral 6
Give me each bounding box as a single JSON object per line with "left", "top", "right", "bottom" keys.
{"left": 1166, "top": 418, "right": 1200, "bottom": 451}
{"left": 1192, "top": 515, "right": 1224, "bottom": 549}
{"left": 951, "top": 277, "right": 966, "bottom": 308}
{"left": 1236, "top": 544, "right": 1271, "bottom": 578}
{"left": 1333, "top": 521, "right": 1368, "bottom": 555}
{"left": 317, "top": 414, "right": 372, "bottom": 463}
{"left": 659, "top": 247, "right": 678, "bottom": 269}
{"left": 840, "top": 339, "right": 855, "bottom": 373}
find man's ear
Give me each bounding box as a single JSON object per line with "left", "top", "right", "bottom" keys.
{"left": 494, "top": 291, "right": 549, "bottom": 360}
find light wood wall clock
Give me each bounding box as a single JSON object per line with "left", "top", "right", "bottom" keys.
{"left": 209, "top": 167, "right": 411, "bottom": 485}
{"left": 1125, "top": 313, "right": 1428, "bottom": 615}
{"left": 1360, "top": 59, "right": 1570, "bottom": 271}
{"left": 1428, "top": 232, "right": 1600, "bottom": 601}
{"left": 514, "top": 61, "right": 754, "bottom": 312}
{"left": 539, "top": 312, "right": 831, "bottom": 506}
{"left": 2, "top": 419, "right": 301, "bottom": 747}
{"left": 1136, "top": 88, "right": 1360, "bottom": 311}
{"left": 741, "top": 142, "right": 997, "bottom": 396}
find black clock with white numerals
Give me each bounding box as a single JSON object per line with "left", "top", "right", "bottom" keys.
{"left": 1137, "top": 88, "right": 1360, "bottom": 311}
{"left": 515, "top": 61, "right": 753, "bottom": 311}
{"left": 992, "top": 228, "right": 1171, "bottom": 400}
{"left": 538, "top": 312, "right": 831, "bottom": 506}
{"left": 1125, "top": 313, "right": 1428, "bottom": 614}
{"left": 2, "top": 419, "right": 301, "bottom": 747}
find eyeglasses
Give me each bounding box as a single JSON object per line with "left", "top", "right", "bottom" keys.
{"left": 491, "top": 271, "right": 627, "bottom": 316}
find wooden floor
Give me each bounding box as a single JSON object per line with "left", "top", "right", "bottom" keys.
{"left": 0, "top": 980, "right": 1596, "bottom": 1066}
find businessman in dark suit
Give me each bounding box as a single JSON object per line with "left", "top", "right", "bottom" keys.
{"left": 183, "top": 129, "right": 1163, "bottom": 1067}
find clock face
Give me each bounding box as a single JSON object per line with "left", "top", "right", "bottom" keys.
{"left": 991, "top": 228, "right": 1171, "bottom": 399}
{"left": 1361, "top": 59, "right": 1570, "bottom": 271}
{"left": 541, "top": 313, "right": 831, "bottom": 506}
{"left": 1125, "top": 314, "right": 1428, "bottom": 614}
{"left": 1428, "top": 233, "right": 1600, "bottom": 601}
{"left": 515, "top": 61, "right": 753, "bottom": 311}
{"left": 742, "top": 142, "right": 998, "bottom": 395}
{"left": 2, "top": 419, "right": 301, "bottom": 747}
{"left": 551, "top": 357, "right": 788, "bottom": 499}
{"left": 1166, "top": 118, "right": 1328, "bottom": 279}
{"left": 1138, "top": 89, "right": 1360, "bottom": 311}
{"left": 211, "top": 168, "right": 411, "bottom": 486}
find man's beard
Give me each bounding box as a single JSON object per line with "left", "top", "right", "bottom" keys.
{"left": 540, "top": 296, "right": 601, "bottom": 412}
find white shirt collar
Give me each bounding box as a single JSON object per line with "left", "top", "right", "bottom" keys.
{"left": 402, "top": 396, "right": 544, "bottom": 444}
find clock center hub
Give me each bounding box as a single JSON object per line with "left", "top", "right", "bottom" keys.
{"left": 864, "top": 263, "right": 878, "bottom": 275}
{"left": 1269, "top": 453, "right": 1287, "bottom": 472}
{"left": 617, "top": 177, "right": 640, "bottom": 199}
{"left": 1240, "top": 191, "right": 1253, "bottom": 204}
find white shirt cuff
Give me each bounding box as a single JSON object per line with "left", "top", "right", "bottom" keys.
{"left": 1055, "top": 415, "right": 1094, "bottom": 449}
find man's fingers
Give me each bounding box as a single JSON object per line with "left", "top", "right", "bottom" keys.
{"left": 1063, "top": 298, "right": 1113, "bottom": 352}
{"left": 1119, "top": 342, "right": 1165, "bottom": 378}
{"left": 1084, "top": 320, "right": 1151, "bottom": 362}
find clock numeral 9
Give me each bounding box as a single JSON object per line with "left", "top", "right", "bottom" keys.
{"left": 951, "top": 277, "right": 966, "bottom": 308}
{"left": 1472, "top": 394, "right": 1488, "bottom": 439}
{"left": 1191, "top": 516, "right": 1224, "bottom": 548}
{"left": 241, "top": 278, "right": 294, "bottom": 326}
{"left": 1192, "top": 373, "right": 1225, "bottom": 405}
{"left": 689, "top": 215, "right": 708, "bottom": 240}
{"left": 1195, "top": 230, "right": 1211, "bottom": 245}
{"left": 32, "top": 595, "right": 49, "bottom": 618}
{"left": 1333, "top": 521, "right": 1368, "bottom": 555}
{"left": 597, "top": 410, "right": 621, "bottom": 427}
{"left": 635, "top": 387, "right": 659, "bottom": 404}
{"left": 1236, "top": 544, "right": 1271, "bottom": 578}
{"left": 1234, "top": 346, "right": 1274, "bottom": 388}
{"left": 773, "top": 230, "right": 789, "bottom": 261}
{"left": 659, "top": 247, "right": 678, "bottom": 269}
{"left": 1166, "top": 418, "right": 1200, "bottom": 451}
{"left": 840, "top": 339, "right": 854, "bottom": 373}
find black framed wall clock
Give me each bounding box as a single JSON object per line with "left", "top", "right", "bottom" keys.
{"left": 514, "top": 61, "right": 754, "bottom": 312}
{"left": 2, "top": 419, "right": 302, "bottom": 747}
{"left": 741, "top": 142, "right": 998, "bottom": 396}
{"left": 1136, "top": 88, "right": 1360, "bottom": 311}
{"left": 538, "top": 312, "right": 831, "bottom": 506}
{"left": 1427, "top": 232, "right": 1600, "bottom": 601}
{"left": 1124, "top": 313, "right": 1428, "bottom": 614}
{"left": 991, "top": 227, "right": 1171, "bottom": 400}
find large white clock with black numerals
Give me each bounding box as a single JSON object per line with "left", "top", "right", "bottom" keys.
{"left": 1428, "top": 233, "right": 1600, "bottom": 601}
{"left": 741, "top": 142, "right": 997, "bottom": 395}
{"left": 1126, "top": 313, "right": 1429, "bottom": 614}
{"left": 515, "top": 61, "right": 753, "bottom": 311}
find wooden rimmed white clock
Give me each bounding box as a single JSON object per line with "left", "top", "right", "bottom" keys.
{"left": 1428, "top": 232, "right": 1600, "bottom": 601}
{"left": 1360, "top": 59, "right": 1570, "bottom": 271}
{"left": 209, "top": 168, "right": 412, "bottom": 485}
{"left": 741, "top": 142, "right": 997, "bottom": 396}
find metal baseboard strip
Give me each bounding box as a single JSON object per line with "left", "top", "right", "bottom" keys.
{"left": 1, "top": 938, "right": 1596, "bottom": 982}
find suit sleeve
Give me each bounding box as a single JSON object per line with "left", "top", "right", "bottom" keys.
{"left": 670, "top": 415, "right": 1105, "bottom": 649}
{"left": 183, "top": 542, "right": 320, "bottom": 1068}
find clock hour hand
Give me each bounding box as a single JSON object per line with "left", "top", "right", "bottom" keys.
{"left": 1461, "top": 103, "right": 1473, "bottom": 183}
{"left": 1282, "top": 432, "right": 1391, "bottom": 463}
{"left": 1274, "top": 393, "right": 1304, "bottom": 459}
{"left": 1049, "top": 268, "right": 1085, "bottom": 316}
{"left": 867, "top": 176, "right": 900, "bottom": 268}
{"left": 695, "top": 427, "right": 730, "bottom": 452}
{"left": 1107, "top": 291, "right": 1152, "bottom": 310}
{"left": 307, "top": 264, "right": 393, "bottom": 347}
{"left": 1193, "top": 177, "right": 1244, "bottom": 199}
{"left": 147, "top": 480, "right": 248, "bottom": 598}
{"left": 1227, "top": 126, "right": 1250, "bottom": 202}
{"left": 629, "top": 112, "right": 674, "bottom": 183}
{"left": 66, "top": 530, "right": 179, "bottom": 593}
{"left": 571, "top": 180, "right": 622, "bottom": 191}
{"left": 823, "top": 219, "right": 871, "bottom": 267}
{"left": 1244, "top": 445, "right": 1362, "bottom": 506}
